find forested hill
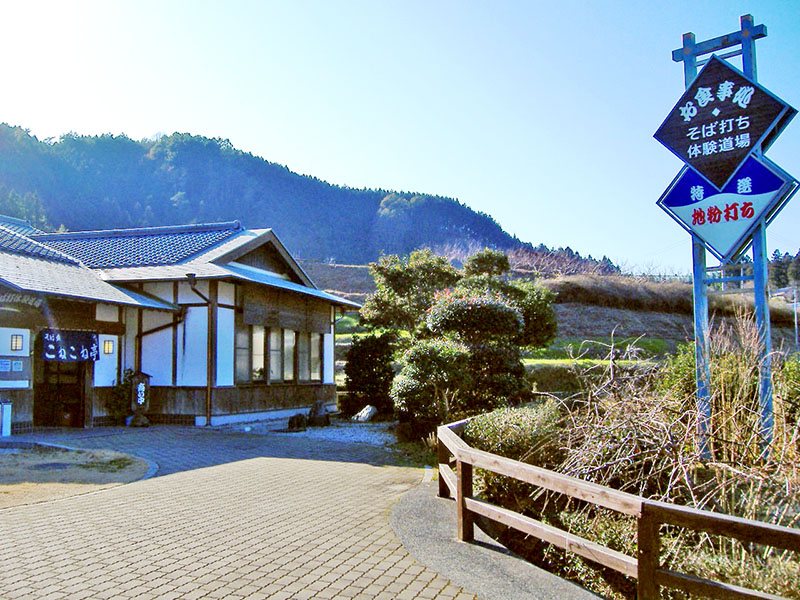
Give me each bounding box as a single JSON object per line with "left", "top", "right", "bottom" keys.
{"left": 0, "top": 124, "right": 615, "bottom": 271}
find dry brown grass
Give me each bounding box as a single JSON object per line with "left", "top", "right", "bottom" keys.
{"left": 0, "top": 446, "right": 149, "bottom": 508}
{"left": 548, "top": 314, "right": 800, "bottom": 598}
{"left": 540, "top": 274, "right": 796, "bottom": 326}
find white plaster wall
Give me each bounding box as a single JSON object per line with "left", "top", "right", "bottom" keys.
{"left": 178, "top": 280, "right": 209, "bottom": 304}
{"left": 94, "top": 334, "right": 119, "bottom": 387}
{"left": 95, "top": 304, "right": 120, "bottom": 322}
{"left": 324, "top": 306, "right": 335, "bottom": 384}
{"left": 0, "top": 327, "right": 30, "bottom": 389}
{"left": 323, "top": 332, "right": 334, "bottom": 384}
{"left": 141, "top": 311, "right": 174, "bottom": 386}
{"left": 144, "top": 281, "right": 175, "bottom": 302}
{"left": 218, "top": 282, "right": 235, "bottom": 306}
{"left": 216, "top": 307, "right": 234, "bottom": 386}
{"left": 122, "top": 308, "right": 137, "bottom": 371}
{"left": 177, "top": 307, "right": 207, "bottom": 386}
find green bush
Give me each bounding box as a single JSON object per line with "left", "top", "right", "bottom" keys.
{"left": 526, "top": 363, "right": 584, "bottom": 396}
{"left": 426, "top": 291, "right": 522, "bottom": 343}
{"left": 455, "top": 275, "right": 557, "bottom": 348}
{"left": 343, "top": 332, "right": 396, "bottom": 416}
{"left": 391, "top": 340, "right": 532, "bottom": 436}
{"left": 463, "top": 248, "right": 510, "bottom": 278}
{"left": 776, "top": 354, "right": 800, "bottom": 427}
{"left": 463, "top": 402, "right": 565, "bottom": 516}
{"left": 466, "top": 344, "right": 530, "bottom": 405}
{"left": 391, "top": 338, "right": 471, "bottom": 430}
{"left": 106, "top": 369, "right": 135, "bottom": 421}
{"left": 463, "top": 402, "right": 564, "bottom": 465}
{"left": 510, "top": 280, "right": 558, "bottom": 348}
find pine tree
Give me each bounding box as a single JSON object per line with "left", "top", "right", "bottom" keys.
{"left": 769, "top": 250, "right": 790, "bottom": 289}
{"left": 787, "top": 251, "right": 800, "bottom": 287}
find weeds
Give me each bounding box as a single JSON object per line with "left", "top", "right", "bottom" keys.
{"left": 467, "top": 314, "right": 800, "bottom": 599}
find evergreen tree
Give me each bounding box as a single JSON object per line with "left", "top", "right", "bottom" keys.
{"left": 769, "top": 250, "right": 790, "bottom": 289}
{"left": 788, "top": 251, "right": 800, "bottom": 287}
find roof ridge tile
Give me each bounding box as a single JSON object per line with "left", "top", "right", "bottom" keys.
{"left": 27, "top": 220, "right": 245, "bottom": 269}
{"left": 31, "top": 220, "right": 242, "bottom": 241}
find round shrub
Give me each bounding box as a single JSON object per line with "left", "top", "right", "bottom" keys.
{"left": 426, "top": 291, "right": 523, "bottom": 343}
{"left": 466, "top": 344, "right": 531, "bottom": 406}
{"left": 454, "top": 276, "right": 557, "bottom": 349}
{"left": 511, "top": 280, "right": 558, "bottom": 348}
{"left": 390, "top": 338, "right": 471, "bottom": 430}
{"left": 463, "top": 248, "right": 510, "bottom": 278}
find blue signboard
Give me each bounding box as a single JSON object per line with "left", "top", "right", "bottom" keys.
{"left": 657, "top": 155, "right": 797, "bottom": 260}
{"left": 41, "top": 329, "right": 99, "bottom": 362}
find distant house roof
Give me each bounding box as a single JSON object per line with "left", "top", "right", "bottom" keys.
{"left": 31, "top": 221, "right": 243, "bottom": 269}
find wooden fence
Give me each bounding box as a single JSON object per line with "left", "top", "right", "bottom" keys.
{"left": 437, "top": 419, "right": 800, "bottom": 600}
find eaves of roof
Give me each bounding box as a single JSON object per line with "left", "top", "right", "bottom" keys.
{"left": 0, "top": 252, "right": 178, "bottom": 311}
{"left": 222, "top": 263, "right": 361, "bottom": 309}
{"left": 97, "top": 261, "right": 361, "bottom": 309}
{"left": 206, "top": 228, "right": 315, "bottom": 288}
{"left": 0, "top": 215, "right": 44, "bottom": 236}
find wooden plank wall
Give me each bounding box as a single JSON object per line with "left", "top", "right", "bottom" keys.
{"left": 243, "top": 285, "right": 329, "bottom": 334}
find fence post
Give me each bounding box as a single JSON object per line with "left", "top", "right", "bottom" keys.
{"left": 437, "top": 434, "right": 450, "bottom": 499}
{"left": 637, "top": 502, "right": 660, "bottom": 600}
{"left": 456, "top": 459, "right": 474, "bottom": 542}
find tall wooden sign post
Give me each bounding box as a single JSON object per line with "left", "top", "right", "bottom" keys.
{"left": 654, "top": 15, "right": 797, "bottom": 457}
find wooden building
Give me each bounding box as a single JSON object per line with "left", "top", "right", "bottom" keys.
{"left": 0, "top": 216, "right": 358, "bottom": 432}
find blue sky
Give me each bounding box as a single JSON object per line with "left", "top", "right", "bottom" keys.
{"left": 1, "top": 0, "right": 798, "bottom": 273}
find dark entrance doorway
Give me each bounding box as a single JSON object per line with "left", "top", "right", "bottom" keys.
{"left": 34, "top": 351, "right": 87, "bottom": 428}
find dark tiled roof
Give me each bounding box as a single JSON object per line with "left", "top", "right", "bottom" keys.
{"left": 0, "top": 225, "right": 79, "bottom": 264}
{"left": 0, "top": 215, "right": 44, "bottom": 236}
{"left": 32, "top": 221, "right": 242, "bottom": 268}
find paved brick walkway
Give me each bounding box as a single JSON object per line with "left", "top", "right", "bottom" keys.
{"left": 1, "top": 427, "right": 477, "bottom": 599}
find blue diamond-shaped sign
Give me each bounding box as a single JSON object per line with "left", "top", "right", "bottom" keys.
{"left": 657, "top": 155, "right": 797, "bottom": 260}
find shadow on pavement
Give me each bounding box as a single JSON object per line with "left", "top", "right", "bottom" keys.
{"left": 9, "top": 424, "right": 411, "bottom": 478}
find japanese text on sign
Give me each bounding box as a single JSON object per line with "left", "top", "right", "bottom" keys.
{"left": 691, "top": 201, "right": 755, "bottom": 225}
{"left": 42, "top": 330, "right": 99, "bottom": 362}
{"left": 654, "top": 56, "right": 794, "bottom": 190}
{"left": 682, "top": 82, "right": 753, "bottom": 159}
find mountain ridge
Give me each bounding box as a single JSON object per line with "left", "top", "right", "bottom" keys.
{"left": 0, "top": 123, "right": 615, "bottom": 272}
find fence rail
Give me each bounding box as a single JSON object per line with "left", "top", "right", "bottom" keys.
{"left": 437, "top": 420, "right": 800, "bottom": 600}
